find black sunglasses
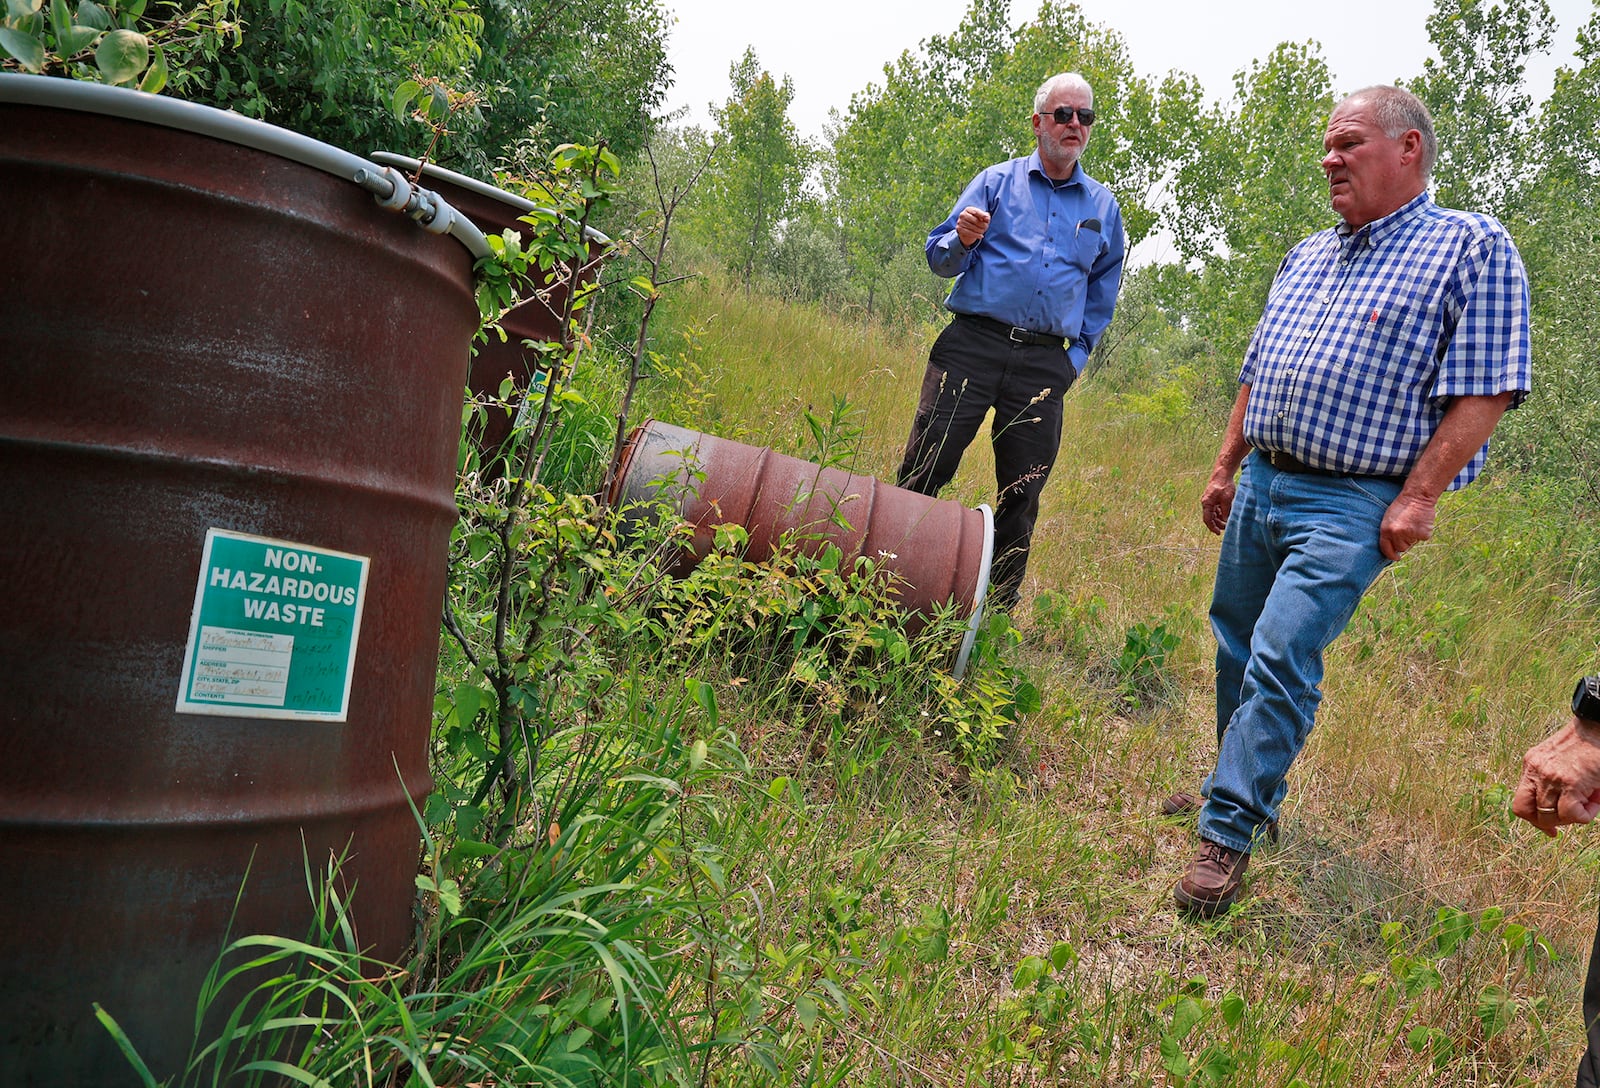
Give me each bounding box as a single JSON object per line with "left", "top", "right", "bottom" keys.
{"left": 1043, "top": 106, "right": 1096, "bottom": 126}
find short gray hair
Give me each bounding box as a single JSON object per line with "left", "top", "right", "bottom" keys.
{"left": 1340, "top": 85, "right": 1437, "bottom": 178}
{"left": 1034, "top": 72, "right": 1093, "bottom": 114}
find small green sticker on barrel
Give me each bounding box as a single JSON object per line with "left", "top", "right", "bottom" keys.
{"left": 176, "top": 528, "right": 371, "bottom": 721}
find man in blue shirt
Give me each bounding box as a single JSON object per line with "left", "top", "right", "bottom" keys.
{"left": 1170, "top": 85, "right": 1532, "bottom": 917}
{"left": 896, "top": 71, "right": 1125, "bottom": 612}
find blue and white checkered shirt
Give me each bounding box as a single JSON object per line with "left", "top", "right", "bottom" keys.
{"left": 1240, "top": 192, "right": 1531, "bottom": 490}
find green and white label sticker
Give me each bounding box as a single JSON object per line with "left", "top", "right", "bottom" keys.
{"left": 176, "top": 529, "right": 371, "bottom": 721}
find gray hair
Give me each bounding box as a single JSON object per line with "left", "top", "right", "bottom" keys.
{"left": 1034, "top": 72, "right": 1093, "bottom": 114}
{"left": 1340, "top": 85, "right": 1437, "bottom": 178}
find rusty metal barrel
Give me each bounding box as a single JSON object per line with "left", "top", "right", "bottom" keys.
{"left": 370, "top": 152, "right": 607, "bottom": 471}
{"left": 607, "top": 420, "right": 993, "bottom": 674}
{"left": 0, "top": 76, "right": 481, "bottom": 1083}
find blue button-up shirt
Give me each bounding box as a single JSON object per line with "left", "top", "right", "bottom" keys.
{"left": 926, "top": 152, "right": 1125, "bottom": 375}
{"left": 1241, "top": 193, "right": 1531, "bottom": 490}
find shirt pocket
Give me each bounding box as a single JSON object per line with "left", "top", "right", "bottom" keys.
{"left": 1361, "top": 299, "right": 1417, "bottom": 338}
{"left": 1071, "top": 224, "right": 1105, "bottom": 272}
{"left": 1350, "top": 294, "right": 1436, "bottom": 386}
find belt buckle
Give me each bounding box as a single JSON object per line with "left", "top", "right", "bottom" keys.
{"left": 1008, "top": 326, "right": 1028, "bottom": 343}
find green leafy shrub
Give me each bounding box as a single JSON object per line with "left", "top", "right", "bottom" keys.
{"left": 0, "top": 0, "right": 238, "bottom": 90}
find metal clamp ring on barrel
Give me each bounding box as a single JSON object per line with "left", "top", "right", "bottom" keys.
{"left": 364, "top": 165, "right": 453, "bottom": 234}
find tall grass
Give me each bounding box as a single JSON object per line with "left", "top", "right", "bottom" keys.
{"left": 645, "top": 272, "right": 1600, "bottom": 1085}
{"left": 120, "top": 272, "right": 1599, "bottom": 1086}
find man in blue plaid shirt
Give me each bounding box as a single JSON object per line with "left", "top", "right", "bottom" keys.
{"left": 1168, "top": 85, "right": 1532, "bottom": 918}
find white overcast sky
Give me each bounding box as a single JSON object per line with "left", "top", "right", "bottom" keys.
{"left": 661, "top": 0, "right": 1591, "bottom": 141}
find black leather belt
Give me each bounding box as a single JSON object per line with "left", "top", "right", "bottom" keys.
{"left": 1259, "top": 449, "right": 1406, "bottom": 485}
{"left": 957, "top": 312, "right": 1065, "bottom": 347}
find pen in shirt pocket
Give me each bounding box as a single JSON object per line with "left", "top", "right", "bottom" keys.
{"left": 1076, "top": 217, "right": 1101, "bottom": 237}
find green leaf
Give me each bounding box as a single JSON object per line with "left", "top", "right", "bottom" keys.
{"left": 453, "top": 681, "right": 483, "bottom": 727}
{"left": 685, "top": 676, "right": 718, "bottom": 728}
{"left": 1159, "top": 1033, "right": 1190, "bottom": 1079}
{"left": 435, "top": 877, "right": 461, "bottom": 916}
{"left": 1048, "top": 941, "right": 1077, "bottom": 971}
{"left": 1402, "top": 960, "right": 1443, "bottom": 998}
{"left": 92, "top": 1004, "right": 160, "bottom": 1087}
{"left": 74, "top": 0, "right": 108, "bottom": 27}
{"left": 57, "top": 23, "right": 101, "bottom": 55}
{"left": 135, "top": 41, "right": 166, "bottom": 93}
{"left": 1011, "top": 955, "right": 1048, "bottom": 989}
{"left": 1432, "top": 905, "right": 1474, "bottom": 955}
{"left": 5, "top": 0, "right": 44, "bottom": 20}
{"left": 794, "top": 993, "right": 818, "bottom": 1031}
{"left": 1474, "top": 983, "right": 1516, "bottom": 1038}
{"left": 426, "top": 82, "right": 449, "bottom": 120}
{"left": 914, "top": 913, "right": 949, "bottom": 963}
{"left": 1219, "top": 992, "right": 1246, "bottom": 1028}
{"left": 1197, "top": 1047, "right": 1237, "bottom": 1083}
{"left": 1012, "top": 679, "right": 1042, "bottom": 715}
{"left": 391, "top": 79, "right": 420, "bottom": 120}
{"left": 231, "top": 1060, "right": 333, "bottom": 1087}
{"left": 49, "top": 0, "right": 70, "bottom": 40}
{"left": 459, "top": 729, "right": 491, "bottom": 764}
{"left": 93, "top": 27, "right": 146, "bottom": 83}
{"left": 446, "top": 839, "right": 500, "bottom": 861}
{"left": 1169, "top": 996, "right": 1205, "bottom": 1041}
{"left": 0, "top": 27, "right": 45, "bottom": 71}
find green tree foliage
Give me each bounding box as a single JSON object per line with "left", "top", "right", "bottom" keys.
{"left": 828, "top": 0, "right": 1189, "bottom": 321}
{"left": 1168, "top": 42, "right": 1334, "bottom": 267}
{"left": 1526, "top": 0, "right": 1600, "bottom": 205}
{"left": 829, "top": 45, "right": 961, "bottom": 315}
{"left": 954, "top": 1, "right": 1185, "bottom": 248}
{"left": 697, "top": 46, "right": 812, "bottom": 290}
{"left": 182, "top": 0, "right": 668, "bottom": 170}
{"left": 471, "top": 0, "right": 669, "bottom": 164}
{"left": 1165, "top": 42, "right": 1335, "bottom": 364}
{"left": 191, "top": 0, "right": 485, "bottom": 157}
{"left": 0, "top": 0, "right": 240, "bottom": 91}
{"left": 1408, "top": 0, "right": 1556, "bottom": 218}
{"left": 1492, "top": 0, "right": 1600, "bottom": 496}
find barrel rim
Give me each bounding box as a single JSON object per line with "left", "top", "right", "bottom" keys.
{"left": 952, "top": 503, "right": 993, "bottom": 679}
{"left": 0, "top": 74, "right": 488, "bottom": 259}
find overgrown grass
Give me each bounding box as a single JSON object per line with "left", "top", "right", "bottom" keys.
{"left": 124, "top": 272, "right": 1600, "bottom": 1086}
{"left": 643, "top": 272, "right": 1600, "bottom": 1085}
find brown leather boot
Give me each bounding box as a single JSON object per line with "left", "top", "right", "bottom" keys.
{"left": 1174, "top": 840, "right": 1249, "bottom": 918}
{"left": 1160, "top": 789, "right": 1203, "bottom": 817}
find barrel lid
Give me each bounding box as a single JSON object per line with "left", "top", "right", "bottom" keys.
{"left": 0, "top": 74, "right": 489, "bottom": 259}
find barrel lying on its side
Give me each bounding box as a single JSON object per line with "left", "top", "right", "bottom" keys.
{"left": 607, "top": 419, "right": 993, "bottom": 674}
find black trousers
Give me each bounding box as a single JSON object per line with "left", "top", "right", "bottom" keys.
{"left": 1580, "top": 903, "right": 1600, "bottom": 1087}
{"left": 895, "top": 316, "right": 1075, "bottom": 608}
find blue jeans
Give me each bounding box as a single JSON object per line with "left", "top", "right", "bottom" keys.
{"left": 1198, "top": 452, "right": 1399, "bottom": 853}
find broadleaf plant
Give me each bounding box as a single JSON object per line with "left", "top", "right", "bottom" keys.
{"left": 0, "top": 0, "right": 238, "bottom": 89}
